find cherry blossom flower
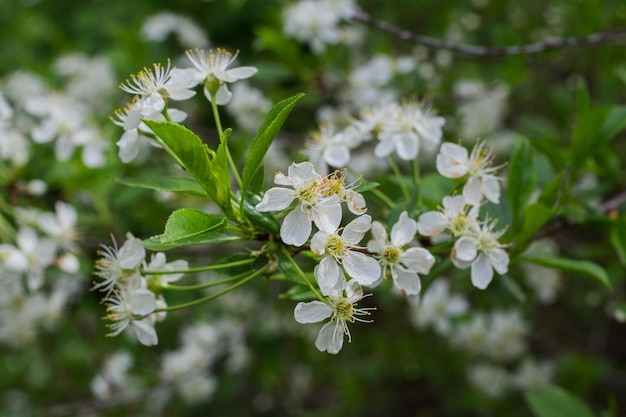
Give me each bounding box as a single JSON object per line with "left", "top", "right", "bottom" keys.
{"left": 120, "top": 61, "right": 196, "bottom": 116}
{"left": 111, "top": 99, "right": 187, "bottom": 163}
{"left": 104, "top": 284, "right": 158, "bottom": 346}
{"left": 294, "top": 259, "right": 373, "bottom": 354}
{"left": 367, "top": 211, "right": 435, "bottom": 295}
{"left": 417, "top": 195, "right": 479, "bottom": 239}
{"left": 375, "top": 100, "right": 445, "bottom": 161}
{"left": 436, "top": 141, "right": 502, "bottom": 205}
{"left": 451, "top": 220, "right": 509, "bottom": 290}
{"left": 255, "top": 162, "right": 342, "bottom": 246}
{"left": 310, "top": 215, "right": 380, "bottom": 286}
{"left": 410, "top": 279, "right": 468, "bottom": 335}
{"left": 303, "top": 124, "right": 361, "bottom": 173}
{"left": 92, "top": 233, "right": 146, "bottom": 297}
{"left": 184, "top": 48, "right": 257, "bottom": 105}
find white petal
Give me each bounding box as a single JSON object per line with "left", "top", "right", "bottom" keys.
{"left": 342, "top": 215, "right": 371, "bottom": 245}
{"left": 315, "top": 256, "right": 345, "bottom": 295}
{"left": 343, "top": 251, "right": 381, "bottom": 286}
{"left": 391, "top": 211, "right": 417, "bottom": 246}
{"left": 315, "top": 321, "right": 344, "bottom": 354}
{"left": 453, "top": 236, "right": 478, "bottom": 262}
{"left": 255, "top": 187, "right": 296, "bottom": 212}
{"left": 488, "top": 248, "right": 509, "bottom": 274}
{"left": 462, "top": 176, "right": 483, "bottom": 206}
{"left": 288, "top": 161, "right": 319, "bottom": 182}
{"left": 294, "top": 301, "right": 332, "bottom": 323}
{"left": 311, "top": 197, "right": 342, "bottom": 233}
{"left": 417, "top": 211, "right": 448, "bottom": 236}
{"left": 402, "top": 247, "right": 435, "bottom": 274}
{"left": 436, "top": 142, "right": 468, "bottom": 178}
{"left": 471, "top": 254, "right": 494, "bottom": 290}
{"left": 131, "top": 319, "right": 159, "bottom": 346}
{"left": 225, "top": 66, "right": 258, "bottom": 80}
{"left": 482, "top": 175, "right": 501, "bottom": 204}
{"left": 396, "top": 133, "right": 419, "bottom": 160}
{"left": 369, "top": 221, "right": 388, "bottom": 246}
{"left": 374, "top": 138, "right": 394, "bottom": 158}
{"left": 281, "top": 208, "right": 311, "bottom": 246}
{"left": 129, "top": 289, "right": 156, "bottom": 316}
{"left": 392, "top": 266, "right": 421, "bottom": 296}
{"left": 215, "top": 85, "right": 232, "bottom": 105}
{"left": 118, "top": 236, "right": 145, "bottom": 269}
{"left": 310, "top": 231, "right": 329, "bottom": 255}
{"left": 323, "top": 145, "right": 350, "bottom": 168}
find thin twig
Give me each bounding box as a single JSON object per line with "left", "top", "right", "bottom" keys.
{"left": 351, "top": 10, "right": 626, "bottom": 57}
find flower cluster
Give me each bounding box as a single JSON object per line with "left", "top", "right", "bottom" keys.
{"left": 92, "top": 233, "right": 188, "bottom": 346}
{"left": 418, "top": 141, "right": 509, "bottom": 290}
{"left": 113, "top": 48, "right": 257, "bottom": 162}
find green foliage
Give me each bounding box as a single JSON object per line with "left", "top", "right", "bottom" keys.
{"left": 518, "top": 256, "right": 611, "bottom": 290}
{"left": 526, "top": 385, "right": 595, "bottom": 417}
{"left": 113, "top": 176, "right": 209, "bottom": 197}
{"left": 242, "top": 93, "right": 305, "bottom": 194}
{"left": 143, "top": 120, "right": 233, "bottom": 216}
{"left": 507, "top": 135, "right": 537, "bottom": 231}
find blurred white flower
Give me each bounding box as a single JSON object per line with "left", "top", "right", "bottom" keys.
{"left": 283, "top": 0, "right": 357, "bottom": 53}
{"left": 467, "top": 363, "right": 511, "bottom": 398}
{"left": 184, "top": 48, "right": 257, "bottom": 105}
{"left": 375, "top": 100, "right": 445, "bottom": 161}
{"left": 92, "top": 232, "right": 146, "bottom": 297}
{"left": 104, "top": 282, "right": 158, "bottom": 346}
{"left": 436, "top": 142, "right": 502, "bottom": 205}
{"left": 410, "top": 279, "right": 468, "bottom": 335}
{"left": 141, "top": 11, "right": 209, "bottom": 48}
{"left": 225, "top": 82, "right": 271, "bottom": 133}
{"left": 303, "top": 124, "right": 361, "bottom": 173}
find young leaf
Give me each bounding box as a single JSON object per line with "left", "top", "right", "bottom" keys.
{"left": 242, "top": 192, "right": 280, "bottom": 235}
{"left": 113, "top": 176, "right": 208, "bottom": 197}
{"left": 525, "top": 385, "right": 595, "bottom": 417}
{"left": 142, "top": 230, "right": 242, "bottom": 251}
{"left": 242, "top": 93, "right": 305, "bottom": 194}
{"left": 142, "top": 120, "right": 232, "bottom": 215}
{"left": 506, "top": 136, "right": 537, "bottom": 229}
{"left": 513, "top": 203, "right": 554, "bottom": 254}
{"left": 609, "top": 221, "right": 626, "bottom": 266}
{"left": 518, "top": 256, "right": 611, "bottom": 290}
{"left": 537, "top": 172, "right": 563, "bottom": 208}
{"left": 275, "top": 250, "right": 306, "bottom": 284}
{"left": 158, "top": 208, "right": 226, "bottom": 244}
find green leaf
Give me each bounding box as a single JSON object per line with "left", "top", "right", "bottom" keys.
{"left": 279, "top": 284, "right": 316, "bottom": 301}
{"left": 156, "top": 208, "right": 226, "bottom": 244}
{"left": 525, "top": 385, "right": 595, "bottom": 417}
{"left": 599, "top": 106, "right": 626, "bottom": 147}
{"left": 242, "top": 93, "right": 305, "bottom": 194}
{"left": 142, "top": 230, "right": 242, "bottom": 251}
{"left": 275, "top": 250, "right": 305, "bottom": 284}
{"left": 248, "top": 164, "right": 265, "bottom": 195}
{"left": 610, "top": 221, "right": 626, "bottom": 266}
{"left": 142, "top": 120, "right": 232, "bottom": 215}
{"left": 519, "top": 256, "right": 611, "bottom": 290}
{"left": 514, "top": 203, "right": 554, "bottom": 253}
{"left": 537, "top": 172, "right": 563, "bottom": 208}
{"left": 242, "top": 192, "right": 280, "bottom": 235}
{"left": 113, "top": 176, "right": 208, "bottom": 197}
{"left": 569, "top": 107, "right": 607, "bottom": 182}
{"left": 507, "top": 136, "right": 537, "bottom": 229}
{"left": 353, "top": 180, "right": 380, "bottom": 193}
{"left": 576, "top": 78, "right": 590, "bottom": 114}
{"left": 500, "top": 274, "right": 526, "bottom": 303}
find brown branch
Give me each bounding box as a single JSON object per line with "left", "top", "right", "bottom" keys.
{"left": 351, "top": 9, "right": 626, "bottom": 57}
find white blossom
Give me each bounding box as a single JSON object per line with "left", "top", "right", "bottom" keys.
{"left": 410, "top": 279, "right": 468, "bottom": 335}
{"left": 451, "top": 219, "right": 509, "bottom": 290}
{"left": 436, "top": 142, "right": 502, "bottom": 205}
{"left": 311, "top": 215, "right": 381, "bottom": 286}
{"left": 92, "top": 233, "right": 146, "bottom": 297}
{"left": 184, "top": 48, "right": 257, "bottom": 105}
{"left": 367, "top": 211, "right": 435, "bottom": 295}
{"left": 294, "top": 259, "right": 373, "bottom": 354}
{"left": 255, "top": 162, "right": 343, "bottom": 246}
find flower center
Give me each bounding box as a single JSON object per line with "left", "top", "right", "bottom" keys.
{"left": 381, "top": 246, "right": 400, "bottom": 265}
{"left": 297, "top": 181, "right": 319, "bottom": 206}
{"left": 334, "top": 297, "right": 354, "bottom": 321}
{"left": 325, "top": 235, "right": 346, "bottom": 259}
